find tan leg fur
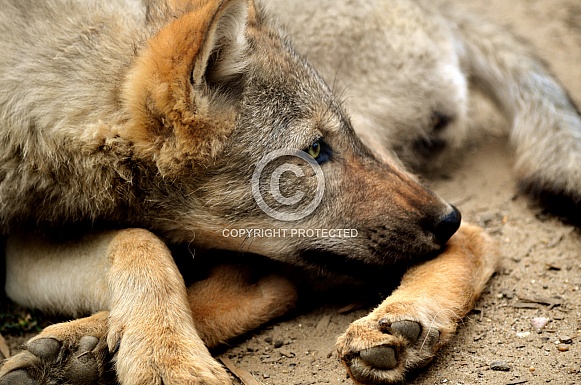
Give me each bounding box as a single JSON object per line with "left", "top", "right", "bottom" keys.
{"left": 2, "top": 229, "right": 233, "bottom": 385}
{"left": 336, "top": 224, "right": 500, "bottom": 384}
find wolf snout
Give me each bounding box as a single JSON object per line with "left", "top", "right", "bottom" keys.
{"left": 432, "top": 205, "right": 461, "bottom": 246}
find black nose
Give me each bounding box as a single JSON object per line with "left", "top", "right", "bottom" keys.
{"left": 433, "top": 204, "right": 461, "bottom": 245}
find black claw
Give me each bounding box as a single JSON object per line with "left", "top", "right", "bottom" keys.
{"left": 27, "top": 338, "right": 62, "bottom": 363}
{"left": 110, "top": 339, "right": 121, "bottom": 355}
{"left": 0, "top": 369, "right": 37, "bottom": 385}
{"left": 359, "top": 345, "right": 397, "bottom": 370}
{"left": 391, "top": 320, "right": 421, "bottom": 344}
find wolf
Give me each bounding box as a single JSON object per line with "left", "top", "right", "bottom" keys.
{"left": 0, "top": 0, "right": 577, "bottom": 385}
{"left": 0, "top": 0, "right": 496, "bottom": 383}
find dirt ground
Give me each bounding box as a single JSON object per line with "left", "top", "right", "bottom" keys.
{"left": 2, "top": 0, "right": 581, "bottom": 384}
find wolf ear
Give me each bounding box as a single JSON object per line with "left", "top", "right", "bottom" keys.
{"left": 122, "top": 0, "right": 253, "bottom": 172}
{"left": 191, "top": 0, "right": 249, "bottom": 89}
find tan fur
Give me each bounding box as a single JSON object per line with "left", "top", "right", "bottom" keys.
{"left": 187, "top": 265, "right": 298, "bottom": 349}
{"left": 336, "top": 224, "right": 499, "bottom": 383}
{"left": 104, "top": 229, "right": 231, "bottom": 385}
{"left": 123, "top": 0, "right": 248, "bottom": 172}
{"left": 0, "top": 0, "right": 461, "bottom": 382}
{"left": 2, "top": 224, "right": 498, "bottom": 385}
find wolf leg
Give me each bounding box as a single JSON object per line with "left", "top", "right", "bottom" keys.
{"left": 0, "top": 272, "right": 296, "bottom": 385}
{"left": 336, "top": 224, "right": 500, "bottom": 384}
{"left": 187, "top": 263, "right": 298, "bottom": 349}
{"left": 1, "top": 231, "right": 298, "bottom": 384}
{"left": 1, "top": 229, "right": 231, "bottom": 385}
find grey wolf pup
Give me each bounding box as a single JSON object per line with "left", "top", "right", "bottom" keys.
{"left": 2, "top": 0, "right": 578, "bottom": 384}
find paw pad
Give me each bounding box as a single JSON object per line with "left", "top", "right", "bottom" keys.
{"left": 77, "top": 336, "right": 99, "bottom": 352}
{"left": 0, "top": 335, "right": 107, "bottom": 385}
{"left": 0, "top": 369, "right": 36, "bottom": 385}
{"left": 27, "top": 338, "right": 62, "bottom": 363}
{"left": 359, "top": 345, "right": 397, "bottom": 370}
{"left": 63, "top": 336, "right": 100, "bottom": 384}
{"left": 383, "top": 320, "right": 421, "bottom": 344}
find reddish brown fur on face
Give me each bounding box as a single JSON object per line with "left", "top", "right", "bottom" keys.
{"left": 341, "top": 151, "right": 445, "bottom": 232}
{"left": 352, "top": 164, "right": 426, "bottom": 216}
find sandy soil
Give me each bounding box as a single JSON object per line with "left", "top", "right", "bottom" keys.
{"left": 2, "top": 1, "right": 581, "bottom": 385}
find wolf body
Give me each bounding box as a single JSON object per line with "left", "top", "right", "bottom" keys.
{"left": 2, "top": 0, "right": 579, "bottom": 384}
{"left": 267, "top": 0, "right": 581, "bottom": 207}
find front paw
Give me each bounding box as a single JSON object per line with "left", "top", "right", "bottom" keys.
{"left": 0, "top": 310, "right": 232, "bottom": 385}
{"left": 0, "top": 320, "right": 114, "bottom": 385}
{"left": 337, "top": 315, "right": 440, "bottom": 384}
{"left": 109, "top": 314, "right": 232, "bottom": 385}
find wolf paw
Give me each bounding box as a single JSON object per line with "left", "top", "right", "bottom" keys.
{"left": 108, "top": 314, "right": 232, "bottom": 385}
{"left": 336, "top": 316, "right": 440, "bottom": 384}
{"left": 0, "top": 334, "right": 113, "bottom": 385}
{"left": 0, "top": 311, "right": 232, "bottom": 385}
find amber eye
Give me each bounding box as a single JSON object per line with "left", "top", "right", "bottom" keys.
{"left": 304, "top": 139, "right": 331, "bottom": 164}
{"left": 308, "top": 140, "right": 321, "bottom": 159}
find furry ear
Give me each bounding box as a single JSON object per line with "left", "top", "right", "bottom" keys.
{"left": 192, "top": 0, "right": 249, "bottom": 88}
{"left": 121, "top": 0, "right": 251, "bottom": 173}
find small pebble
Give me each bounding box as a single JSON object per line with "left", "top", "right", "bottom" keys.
{"left": 559, "top": 335, "right": 572, "bottom": 344}
{"left": 530, "top": 317, "right": 549, "bottom": 332}
{"left": 557, "top": 344, "right": 570, "bottom": 352}
{"left": 490, "top": 360, "right": 511, "bottom": 371}
{"left": 274, "top": 339, "right": 284, "bottom": 348}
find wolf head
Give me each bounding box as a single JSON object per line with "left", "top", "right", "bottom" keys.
{"left": 121, "top": 0, "right": 460, "bottom": 273}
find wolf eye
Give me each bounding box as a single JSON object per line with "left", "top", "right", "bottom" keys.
{"left": 305, "top": 139, "right": 331, "bottom": 164}
{"left": 308, "top": 141, "right": 321, "bottom": 159}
